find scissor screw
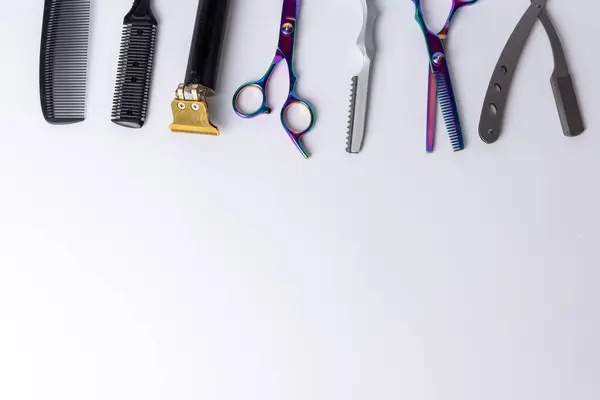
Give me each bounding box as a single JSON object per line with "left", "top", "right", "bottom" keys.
{"left": 281, "top": 22, "right": 294, "bottom": 35}
{"left": 432, "top": 52, "right": 444, "bottom": 66}
{"left": 177, "top": 102, "right": 185, "bottom": 110}
{"left": 191, "top": 103, "right": 200, "bottom": 111}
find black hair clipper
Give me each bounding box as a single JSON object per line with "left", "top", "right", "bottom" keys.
{"left": 169, "top": 0, "right": 230, "bottom": 135}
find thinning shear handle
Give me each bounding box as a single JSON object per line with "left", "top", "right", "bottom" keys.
{"left": 412, "top": 0, "right": 479, "bottom": 36}
{"left": 479, "top": 0, "right": 548, "bottom": 143}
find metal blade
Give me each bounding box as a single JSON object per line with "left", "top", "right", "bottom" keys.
{"left": 347, "top": 64, "right": 372, "bottom": 154}
{"left": 426, "top": 68, "right": 437, "bottom": 153}
{"left": 346, "top": 0, "right": 376, "bottom": 154}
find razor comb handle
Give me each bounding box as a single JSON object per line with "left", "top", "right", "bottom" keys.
{"left": 538, "top": 8, "right": 585, "bottom": 137}
{"left": 551, "top": 74, "right": 585, "bottom": 137}
{"left": 185, "top": 0, "right": 230, "bottom": 90}
{"left": 124, "top": 0, "right": 157, "bottom": 24}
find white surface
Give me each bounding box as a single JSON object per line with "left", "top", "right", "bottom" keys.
{"left": 1, "top": 0, "right": 599, "bottom": 399}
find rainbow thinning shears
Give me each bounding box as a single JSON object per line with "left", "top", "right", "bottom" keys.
{"left": 233, "top": 0, "right": 315, "bottom": 158}
{"left": 411, "top": 0, "right": 479, "bottom": 153}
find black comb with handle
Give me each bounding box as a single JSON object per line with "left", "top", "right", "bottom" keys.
{"left": 111, "top": 0, "right": 158, "bottom": 128}
{"left": 39, "top": 0, "right": 91, "bottom": 124}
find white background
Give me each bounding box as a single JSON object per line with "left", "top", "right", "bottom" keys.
{"left": 1, "top": 0, "right": 599, "bottom": 399}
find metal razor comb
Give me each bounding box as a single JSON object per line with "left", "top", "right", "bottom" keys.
{"left": 346, "top": 0, "right": 377, "bottom": 154}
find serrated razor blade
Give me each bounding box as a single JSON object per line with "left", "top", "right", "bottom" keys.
{"left": 346, "top": 76, "right": 358, "bottom": 152}
{"left": 347, "top": 71, "right": 370, "bottom": 153}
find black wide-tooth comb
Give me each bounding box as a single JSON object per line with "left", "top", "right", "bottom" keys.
{"left": 111, "top": 0, "right": 158, "bottom": 128}
{"left": 39, "top": 0, "right": 91, "bottom": 124}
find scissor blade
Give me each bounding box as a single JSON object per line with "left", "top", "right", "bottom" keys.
{"left": 347, "top": 64, "right": 372, "bottom": 154}
{"left": 426, "top": 68, "right": 437, "bottom": 152}
{"left": 434, "top": 69, "right": 464, "bottom": 151}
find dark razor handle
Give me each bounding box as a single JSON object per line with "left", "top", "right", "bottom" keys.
{"left": 185, "top": 0, "right": 231, "bottom": 90}
{"left": 551, "top": 74, "right": 585, "bottom": 138}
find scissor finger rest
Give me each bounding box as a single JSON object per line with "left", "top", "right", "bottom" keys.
{"left": 233, "top": 81, "right": 271, "bottom": 118}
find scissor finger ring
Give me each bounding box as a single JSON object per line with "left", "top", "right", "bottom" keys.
{"left": 233, "top": 81, "right": 271, "bottom": 118}
{"left": 281, "top": 98, "right": 316, "bottom": 136}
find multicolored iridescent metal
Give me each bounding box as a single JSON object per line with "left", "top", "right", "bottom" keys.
{"left": 233, "top": 0, "right": 315, "bottom": 158}
{"left": 411, "top": 0, "right": 479, "bottom": 153}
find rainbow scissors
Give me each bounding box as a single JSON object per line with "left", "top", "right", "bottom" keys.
{"left": 233, "top": 0, "right": 315, "bottom": 158}
{"left": 411, "top": 0, "right": 479, "bottom": 153}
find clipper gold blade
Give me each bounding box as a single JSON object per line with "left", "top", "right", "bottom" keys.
{"left": 169, "top": 98, "right": 219, "bottom": 136}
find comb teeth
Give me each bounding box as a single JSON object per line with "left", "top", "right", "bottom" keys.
{"left": 434, "top": 71, "right": 464, "bottom": 151}
{"left": 346, "top": 76, "right": 358, "bottom": 153}
{"left": 40, "top": 0, "right": 90, "bottom": 124}
{"left": 111, "top": 23, "right": 157, "bottom": 128}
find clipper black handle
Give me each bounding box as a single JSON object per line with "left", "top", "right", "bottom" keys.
{"left": 185, "top": 0, "right": 230, "bottom": 90}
